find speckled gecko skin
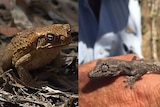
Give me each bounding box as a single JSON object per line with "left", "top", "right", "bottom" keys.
{"left": 88, "top": 56, "right": 160, "bottom": 88}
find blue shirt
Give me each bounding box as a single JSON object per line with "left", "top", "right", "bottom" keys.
{"left": 79, "top": 0, "right": 142, "bottom": 64}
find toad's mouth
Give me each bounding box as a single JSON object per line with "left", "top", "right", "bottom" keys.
{"left": 36, "top": 42, "right": 71, "bottom": 49}
{"left": 37, "top": 36, "right": 72, "bottom": 49}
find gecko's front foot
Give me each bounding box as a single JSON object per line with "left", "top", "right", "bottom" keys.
{"left": 123, "top": 76, "right": 137, "bottom": 89}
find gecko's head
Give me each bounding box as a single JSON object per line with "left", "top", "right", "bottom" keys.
{"left": 88, "top": 59, "right": 120, "bottom": 78}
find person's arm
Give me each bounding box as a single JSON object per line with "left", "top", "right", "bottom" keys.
{"left": 79, "top": 54, "right": 160, "bottom": 107}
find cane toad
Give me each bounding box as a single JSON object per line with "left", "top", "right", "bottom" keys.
{"left": 1, "top": 24, "right": 72, "bottom": 88}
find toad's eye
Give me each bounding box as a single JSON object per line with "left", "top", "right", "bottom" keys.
{"left": 47, "top": 34, "right": 55, "bottom": 41}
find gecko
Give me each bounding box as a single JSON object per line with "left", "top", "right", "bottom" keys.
{"left": 88, "top": 56, "right": 160, "bottom": 88}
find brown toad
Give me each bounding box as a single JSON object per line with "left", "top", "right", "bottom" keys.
{"left": 1, "top": 24, "right": 72, "bottom": 88}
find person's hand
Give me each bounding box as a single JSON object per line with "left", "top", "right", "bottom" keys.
{"left": 79, "top": 54, "right": 160, "bottom": 107}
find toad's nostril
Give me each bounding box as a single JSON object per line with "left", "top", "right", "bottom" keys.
{"left": 60, "top": 35, "right": 65, "bottom": 41}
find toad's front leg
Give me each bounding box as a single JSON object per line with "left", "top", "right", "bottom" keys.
{"left": 14, "top": 53, "right": 41, "bottom": 88}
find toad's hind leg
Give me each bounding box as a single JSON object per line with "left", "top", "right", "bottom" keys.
{"left": 14, "top": 54, "right": 40, "bottom": 88}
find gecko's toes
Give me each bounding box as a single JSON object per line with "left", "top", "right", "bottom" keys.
{"left": 123, "top": 80, "right": 126, "bottom": 83}
{"left": 123, "top": 76, "right": 135, "bottom": 89}
{"left": 124, "top": 84, "right": 133, "bottom": 89}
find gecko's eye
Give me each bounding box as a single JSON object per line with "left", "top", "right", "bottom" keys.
{"left": 101, "top": 64, "right": 108, "bottom": 72}
{"left": 47, "top": 34, "right": 56, "bottom": 41}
